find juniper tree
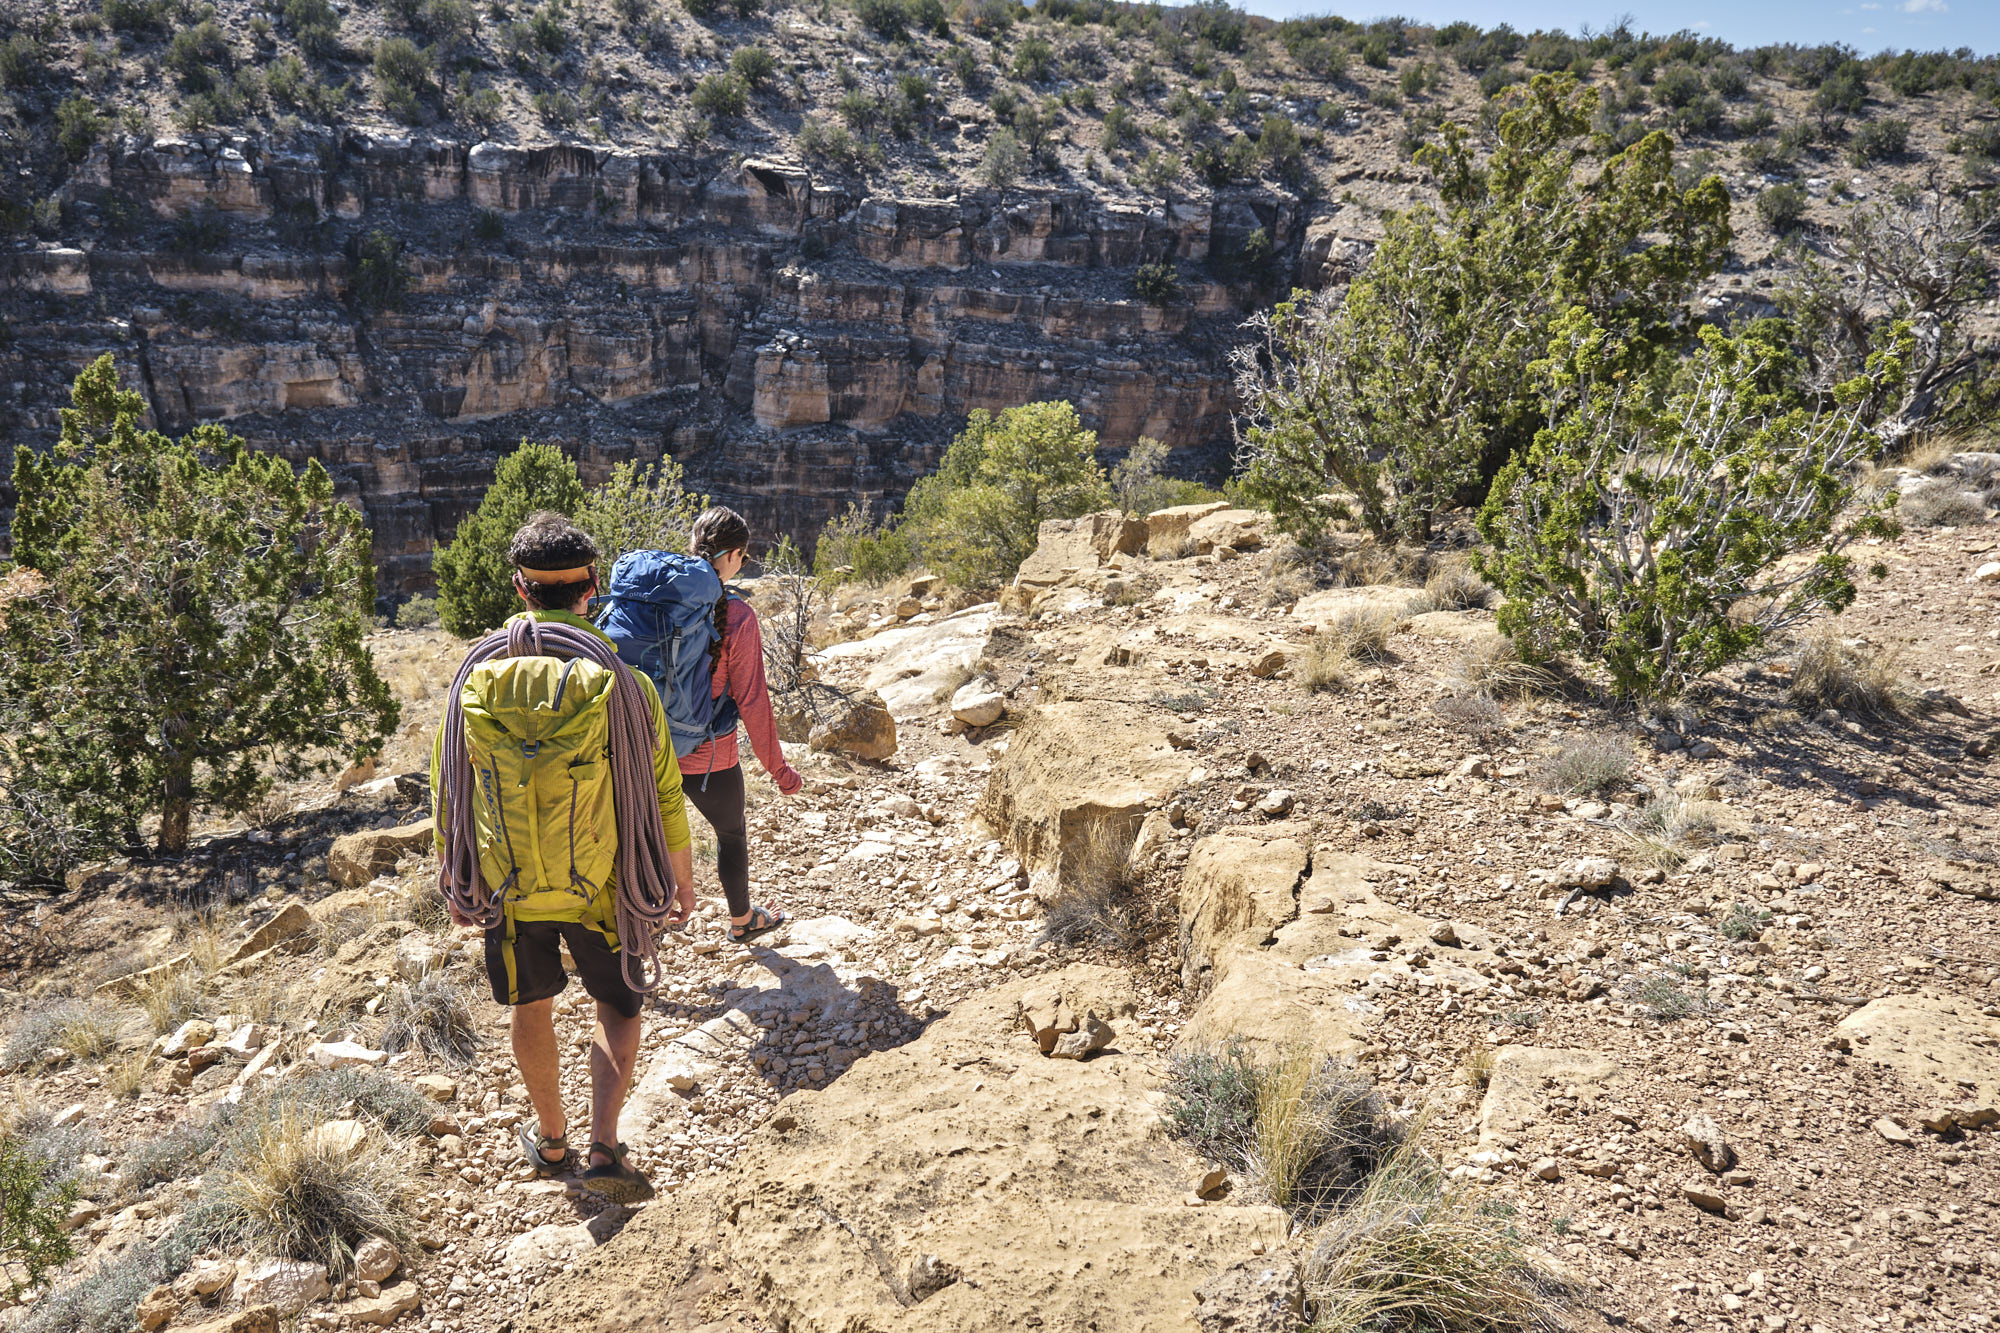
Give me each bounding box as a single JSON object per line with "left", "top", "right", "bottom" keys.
{"left": 430, "top": 440, "right": 585, "bottom": 637}
{"left": 0, "top": 355, "right": 399, "bottom": 869}
{"left": 1234, "top": 75, "right": 1733, "bottom": 543}
{"left": 1474, "top": 309, "right": 1907, "bottom": 701}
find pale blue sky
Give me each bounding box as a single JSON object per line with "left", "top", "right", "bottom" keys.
{"left": 1234, "top": 1, "right": 1998, "bottom": 57}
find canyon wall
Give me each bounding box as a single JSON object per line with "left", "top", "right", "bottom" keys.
{"left": 0, "top": 133, "right": 1318, "bottom": 596}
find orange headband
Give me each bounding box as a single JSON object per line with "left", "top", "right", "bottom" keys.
{"left": 517, "top": 566, "right": 593, "bottom": 582}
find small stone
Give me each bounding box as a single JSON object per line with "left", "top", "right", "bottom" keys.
{"left": 136, "top": 1285, "right": 177, "bottom": 1331}
{"left": 62, "top": 1200, "right": 102, "bottom": 1232}
{"left": 1531, "top": 1158, "right": 1561, "bottom": 1181}
{"left": 1429, "top": 920, "right": 1461, "bottom": 948}
{"left": 343, "top": 1284, "right": 420, "bottom": 1327}
{"left": 906, "top": 1253, "right": 960, "bottom": 1303}
{"left": 1192, "top": 1256, "right": 1304, "bottom": 1333}
{"left": 1554, "top": 857, "right": 1620, "bottom": 889}
{"left": 1049, "top": 1011, "right": 1115, "bottom": 1060}
{"left": 1680, "top": 1113, "right": 1737, "bottom": 1174}
{"left": 220, "top": 1023, "right": 269, "bottom": 1057}
{"left": 186, "top": 1044, "right": 223, "bottom": 1073}
{"left": 950, "top": 680, "right": 1006, "bottom": 728}
{"left": 1975, "top": 560, "right": 2000, "bottom": 583}
{"left": 306, "top": 1040, "right": 387, "bottom": 1070}
{"left": 1682, "top": 1182, "right": 1729, "bottom": 1213}
{"left": 1195, "top": 1167, "right": 1228, "bottom": 1199}
{"left": 412, "top": 1074, "right": 458, "bottom": 1104}
{"left": 891, "top": 914, "right": 944, "bottom": 938}
{"left": 1721, "top": 1168, "right": 1756, "bottom": 1187}
{"left": 353, "top": 1237, "right": 400, "bottom": 1284}
{"left": 502, "top": 1223, "right": 595, "bottom": 1271}
{"left": 161, "top": 1019, "right": 217, "bottom": 1058}
{"left": 1873, "top": 1116, "right": 1915, "bottom": 1146}
{"left": 237, "top": 1257, "right": 330, "bottom": 1313}
{"left": 188, "top": 1259, "right": 237, "bottom": 1297}
{"left": 1253, "top": 789, "right": 1296, "bottom": 818}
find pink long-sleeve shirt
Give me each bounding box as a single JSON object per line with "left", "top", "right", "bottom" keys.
{"left": 680, "top": 597, "right": 802, "bottom": 793}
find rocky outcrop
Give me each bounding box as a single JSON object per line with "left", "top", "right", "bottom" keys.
{"left": 514, "top": 965, "right": 1290, "bottom": 1333}
{"left": 4, "top": 134, "right": 1310, "bottom": 591}
{"left": 979, "top": 702, "right": 1194, "bottom": 889}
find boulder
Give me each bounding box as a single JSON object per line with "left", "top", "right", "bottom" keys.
{"left": 1186, "top": 508, "right": 1270, "bottom": 554}
{"left": 950, "top": 679, "right": 1006, "bottom": 728}
{"left": 1193, "top": 1256, "right": 1305, "bottom": 1333}
{"left": 808, "top": 690, "right": 898, "bottom": 762}
{"left": 187, "top": 1259, "right": 237, "bottom": 1296}
{"left": 224, "top": 901, "right": 314, "bottom": 965}
{"left": 1050, "top": 1011, "right": 1116, "bottom": 1060}
{"left": 136, "top": 1285, "right": 177, "bottom": 1331}
{"left": 328, "top": 819, "right": 435, "bottom": 888}
{"left": 826, "top": 604, "right": 997, "bottom": 717}
{"left": 1146, "top": 502, "right": 1232, "bottom": 558}
{"left": 1553, "top": 857, "right": 1620, "bottom": 889}
{"left": 1178, "top": 828, "right": 1309, "bottom": 993}
{"left": 979, "top": 702, "right": 1194, "bottom": 882}
{"left": 412, "top": 1074, "right": 458, "bottom": 1103}
{"left": 514, "top": 966, "right": 1284, "bottom": 1333}
{"left": 236, "top": 1258, "right": 329, "bottom": 1313}
{"left": 353, "top": 1237, "right": 401, "bottom": 1284}
{"left": 1016, "top": 511, "right": 1148, "bottom": 589}
{"left": 1834, "top": 995, "right": 2000, "bottom": 1102}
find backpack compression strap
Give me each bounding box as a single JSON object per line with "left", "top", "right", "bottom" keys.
{"left": 435, "top": 617, "right": 679, "bottom": 994}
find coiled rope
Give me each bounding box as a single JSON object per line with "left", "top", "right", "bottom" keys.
{"left": 436, "top": 616, "right": 677, "bottom": 993}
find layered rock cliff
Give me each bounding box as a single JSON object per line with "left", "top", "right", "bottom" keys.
{"left": 0, "top": 133, "right": 1306, "bottom": 594}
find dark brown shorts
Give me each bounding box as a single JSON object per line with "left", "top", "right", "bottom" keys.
{"left": 483, "top": 917, "right": 642, "bottom": 1019}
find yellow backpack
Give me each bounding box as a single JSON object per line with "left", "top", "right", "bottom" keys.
{"left": 459, "top": 654, "right": 618, "bottom": 926}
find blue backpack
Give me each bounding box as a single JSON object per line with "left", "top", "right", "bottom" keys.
{"left": 597, "top": 550, "right": 741, "bottom": 759}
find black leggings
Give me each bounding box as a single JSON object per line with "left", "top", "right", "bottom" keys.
{"left": 683, "top": 763, "right": 750, "bottom": 918}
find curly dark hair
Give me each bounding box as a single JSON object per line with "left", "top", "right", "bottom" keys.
{"left": 507, "top": 511, "right": 599, "bottom": 609}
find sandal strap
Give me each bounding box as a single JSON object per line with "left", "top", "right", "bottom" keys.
{"left": 731, "top": 906, "right": 779, "bottom": 937}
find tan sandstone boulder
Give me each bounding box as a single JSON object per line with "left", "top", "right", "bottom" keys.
{"left": 979, "top": 702, "right": 1193, "bottom": 885}
{"left": 328, "top": 819, "right": 434, "bottom": 888}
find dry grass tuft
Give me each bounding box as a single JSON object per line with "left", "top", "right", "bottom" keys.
{"left": 1443, "top": 635, "right": 1556, "bottom": 701}
{"left": 1419, "top": 557, "right": 1496, "bottom": 612}
{"left": 378, "top": 973, "right": 479, "bottom": 1067}
{"left": 1536, "top": 733, "right": 1633, "bottom": 797}
{"left": 1788, "top": 628, "right": 1909, "bottom": 717}
{"left": 1618, "top": 794, "right": 1723, "bottom": 872}
{"left": 208, "top": 1104, "right": 413, "bottom": 1280}
{"left": 1328, "top": 605, "right": 1404, "bottom": 663}
{"left": 1429, "top": 694, "right": 1506, "bottom": 733}
{"left": 3, "top": 1000, "right": 134, "bottom": 1068}
{"left": 1897, "top": 479, "right": 1987, "bottom": 528}
{"left": 1299, "top": 636, "right": 1357, "bottom": 693}
{"left": 1041, "top": 823, "right": 1146, "bottom": 954}
{"left": 1462, "top": 1047, "right": 1496, "bottom": 1090}
{"left": 1303, "top": 1138, "right": 1577, "bottom": 1333}
{"left": 1167, "top": 1044, "right": 1400, "bottom": 1225}
{"left": 134, "top": 966, "right": 208, "bottom": 1036}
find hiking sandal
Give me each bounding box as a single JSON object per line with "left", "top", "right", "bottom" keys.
{"left": 580, "top": 1141, "right": 656, "bottom": 1204}
{"left": 729, "top": 905, "right": 786, "bottom": 944}
{"left": 518, "top": 1123, "right": 575, "bottom": 1178}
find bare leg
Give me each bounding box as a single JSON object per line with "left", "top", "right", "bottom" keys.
{"left": 588, "top": 1002, "right": 643, "bottom": 1165}
{"left": 510, "top": 998, "right": 567, "bottom": 1161}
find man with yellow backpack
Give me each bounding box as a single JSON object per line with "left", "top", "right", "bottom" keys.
{"left": 431, "top": 512, "right": 695, "bottom": 1204}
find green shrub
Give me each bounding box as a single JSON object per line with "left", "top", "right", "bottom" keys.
{"left": 55, "top": 96, "right": 103, "bottom": 161}
{"left": 472, "top": 207, "right": 505, "bottom": 242}
{"left": 101, "top": 0, "right": 170, "bottom": 34}
{"left": 1, "top": 1136, "right": 78, "bottom": 1300}
{"left": 813, "top": 501, "right": 913, "bottom": 584}
{"left": 349, "top": 229, "right": 408, "bottom": 311}
{"left": 531, "top": 89, "right": 578, "bottom": 126}
{"left": 1848, "top": 117, "right": 1910, "bottom": 164}
{"left": 1815, "top": 60, "right": 1869, "bottom": 117}
{"left": 1110, "top": 436, "right": 1219, "bottom": 515}
{"left": 1756, "top": 182, "right": 1808, "bottom": 234}
{"left": 393, "top": 594, "right": 439, "bottom": 629}
{"left": 373, "top": 36, "right": 431, "bottom": 122}
{"left": 1012, "top": 35, "right": 1054, "bottom": 82}
{"left": 854, "top": 0, "right": 909, "bottom": 40}
{"left": 730, "top": 44, "right": 776, "bottom": 88}
{"left": 284, "top": 0, "right": 342, "bottom": 57}
{"left": 165, "top": 20, "right": 232, "bottom": 93}
{"left": 2, "top": 357, "right": 396, "bottom": 864}
{"left": 1652, "top": 62, "right": 1704, "bottom": 108}
{"left": 431, "top": 441, "right": 586, "bottom": 637}
{"left": 981, "top": 127, "right": 1023, "bottom": 188}
{"left": 1474, "top": 309, "right": 1905, "bottom": 700}
{"left": 692, "top": 72, "right": 746, "bottom": 119}
{"left": 574, "top": 456, "right": 702, "bottom": 578}
{"left": 895, "top": 402, "right": 1113, "bottom": 589}
{"left": 1134, "top": 260, "right": 1180, "bottom": 306}
{"left": 1235, "top": 76, "right": 1730, "bottom": 546}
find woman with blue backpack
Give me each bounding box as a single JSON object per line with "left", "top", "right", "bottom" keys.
{"left": 600, "top": 506, "right": 804, "bottom": 945}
